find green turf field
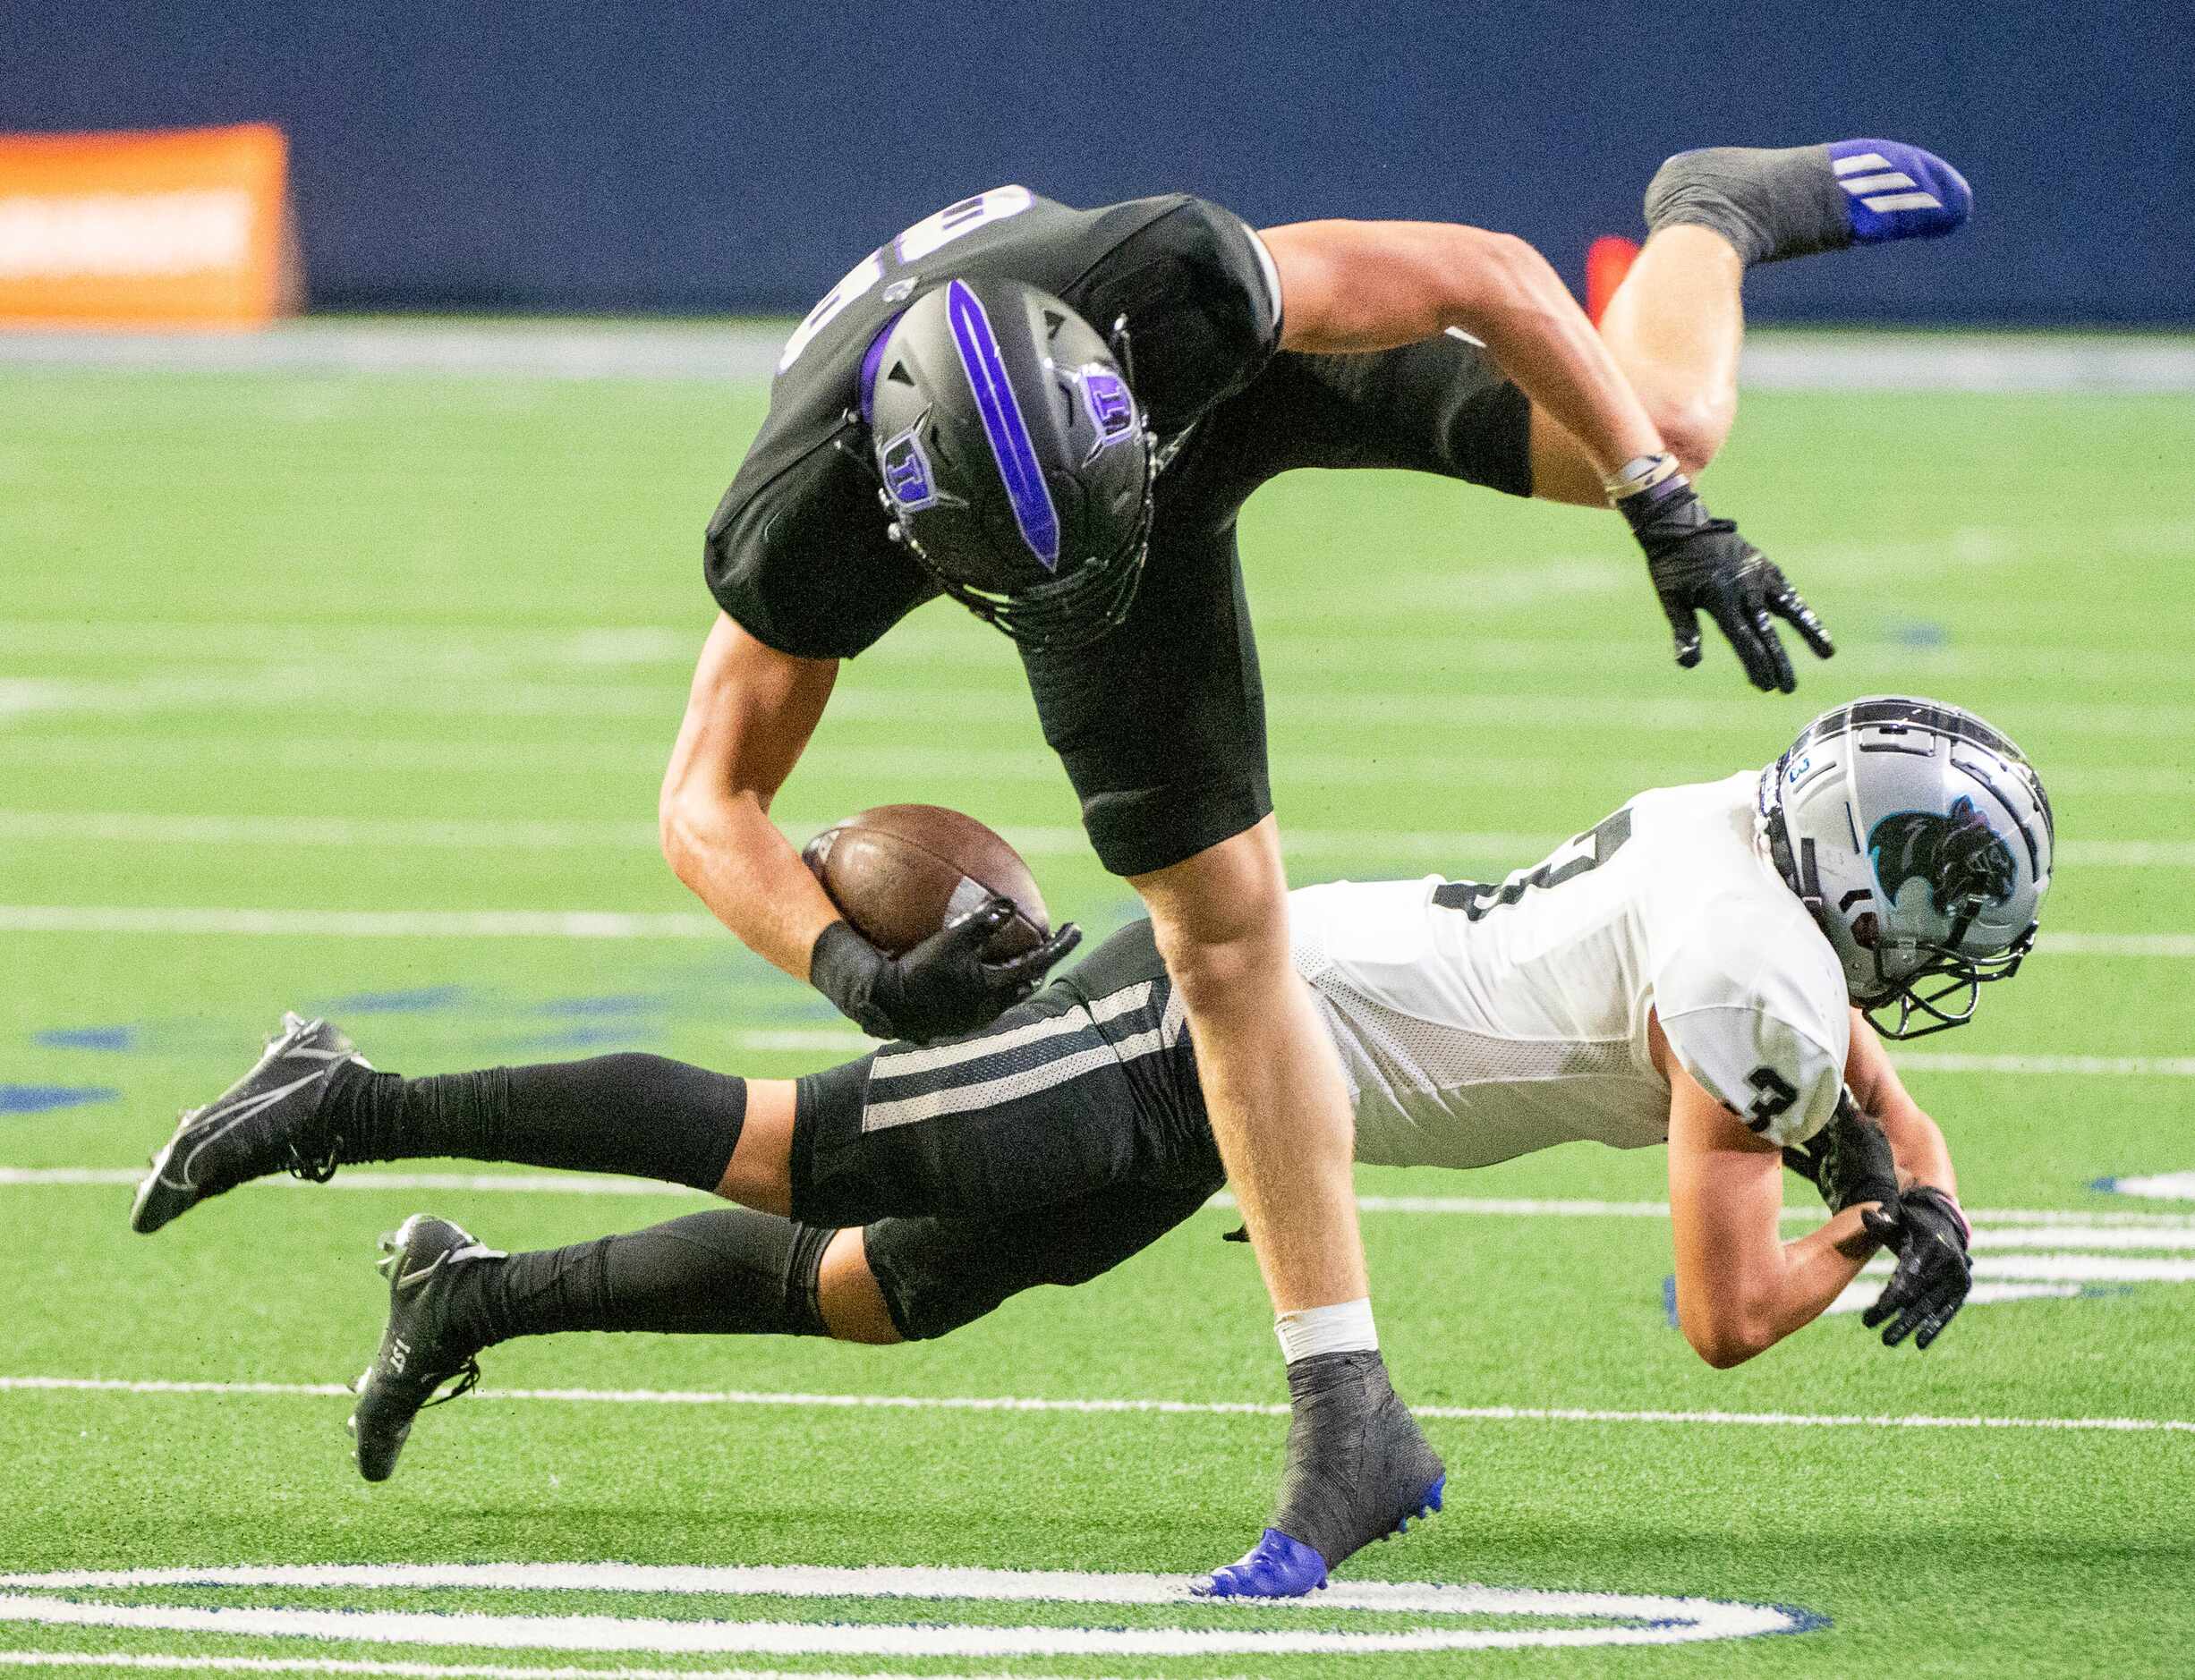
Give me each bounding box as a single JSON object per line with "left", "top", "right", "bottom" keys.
{"left": 2, "top": 341, "right": 2192, "bottom": 1677}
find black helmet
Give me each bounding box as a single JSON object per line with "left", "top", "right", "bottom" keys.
{"left": 864, "top": 276, "right": 1155, "bottom": 650}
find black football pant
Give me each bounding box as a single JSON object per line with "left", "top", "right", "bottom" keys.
{"left": 792, "top": 918, "right": 1224, "bottom": 1339}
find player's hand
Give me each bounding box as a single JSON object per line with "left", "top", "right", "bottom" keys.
{"left": 1859, "top": 1185, "right": 1972, "bottom": 1349}
{"left": 1782, "top": 1090, "right": 1901, "bottom": 1214}
{"left": 1620, "top": 476, "right": 1833, "bottom": 692}
{"left": 808, "top": 900, "right": 1082, "bottom": 1044}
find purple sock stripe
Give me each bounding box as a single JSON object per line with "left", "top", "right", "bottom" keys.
{"left": 945, "top": 279, "right": 1059, "bottom": 570}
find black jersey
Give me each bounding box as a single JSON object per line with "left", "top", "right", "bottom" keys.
{"left": 705, "top": 187, "right": 1281, "bottom": 660}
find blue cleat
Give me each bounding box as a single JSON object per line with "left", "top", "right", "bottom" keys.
{"left": 1646, "top": 139, "right": 1972, "bottom": 267}
{"left": 1828, "top": 140, "right": 1972, "bottom": 246}
{"left": 1197, "top": 1528, "right": 1330, "bottom": 1599}
{"left": 1196, "top": 1474, "right": 1445, "bottom": 1599}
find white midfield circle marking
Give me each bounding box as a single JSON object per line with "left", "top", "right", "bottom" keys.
{"left": 0, "top": 1563, "right": 1819, "bottom": 1658}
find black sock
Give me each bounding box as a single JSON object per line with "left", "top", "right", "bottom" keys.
{"left": 324, "top": 1055, "right": 743, "bottom": 1193}
{"left": 450, "top": 1209, "right": 837, "bottom": 1346}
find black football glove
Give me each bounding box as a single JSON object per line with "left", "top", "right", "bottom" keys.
{"left": 1619, "top": 475, "right": 1833, "bottom": 693}
{"left": 808, "top": 899, "right": 1082, "bottom": 1044}
{"left": 1859, "top": 1184, "right": 1973, "bottom": 1350}
{"left": 1782, "top": 1090, "right": 1901, "bottom": 1215}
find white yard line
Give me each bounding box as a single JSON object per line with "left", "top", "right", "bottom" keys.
{"left": 2104, "top": 1172, "right": 2195, "bottom": 1201}
{"left": 0, "top": 1167, "right": 705, "bottom": 1198}
{"left": 1893, "top": 1051, "right": 2195, "bottom": 1077}
{"left": 0, "top": 906, "right": 2183, "bottom": 969}
{"left": 0, "top": 1657, "right": 1095, "bottom": 1680}
{"left": 0, "top": 1373, "right": 2188, "bottom": 1436}
{"left": 7, "top": 664, "right": 2195, "bottom": 738}
{"left": 9, "top": 616, "right": 2195, "bottom": 692}
{"left": 0, "top": 732, "right": 2181, "bottom": 800}
{"left": 3, "top": 321, "right": 2188, "bottom": 390}
{"left": 0, "top": 809, "right": 2184, "bottom": 869}
{"left": 8, "top": 1170, "right": 2190, "bottom": 1230}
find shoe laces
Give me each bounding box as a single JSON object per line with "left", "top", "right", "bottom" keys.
{"left": 418, "top": 1359, "right": 481, "bottom": 1409}
{"left": 287, "top": 1133, "right": 343, "bottom": 1184}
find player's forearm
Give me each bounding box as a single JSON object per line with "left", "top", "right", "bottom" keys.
{"left": 1687, "top": 1210, "right": 1881, "bottom": 1368}
{"left": 660, "top": 786, "right": 841, "bottom": 981}
{"left": 1769, "top": 1209, "right": 1883, "bottom": 1339}
{"left": 1877, "top": 1103, "right": 1957, "bottom": 1199}
{"left": 1449, "top": 234, "right": 1666, "bottom": 478}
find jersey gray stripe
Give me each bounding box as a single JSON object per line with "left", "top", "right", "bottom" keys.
{"left": 862, "top": 995, "right": 1186, "bottom": 1133}
{"left": 870, "top": 981, "right": 1154, "bottom": 1081}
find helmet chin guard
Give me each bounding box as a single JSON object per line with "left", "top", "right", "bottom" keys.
{"left": 1757, "top": 696, "right": 2055, "bottom": 1039}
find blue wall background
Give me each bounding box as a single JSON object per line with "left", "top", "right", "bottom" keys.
{"left": 10, "top": 2, "right": 2189, "bottom": 324}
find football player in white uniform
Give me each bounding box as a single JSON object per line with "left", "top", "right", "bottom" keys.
{"left": 132, "top": 695, "right": 2053, "bottom": 1597}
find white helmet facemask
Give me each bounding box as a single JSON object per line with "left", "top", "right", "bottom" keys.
{"left": 1756, "top": 696, "right": 2054, "bottom": 1039}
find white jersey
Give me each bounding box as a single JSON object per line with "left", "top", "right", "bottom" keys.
{"left": 1290, "top": 774, "right": 1850, "bottom": 1171}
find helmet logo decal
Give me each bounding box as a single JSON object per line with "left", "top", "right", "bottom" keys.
{"left": 878, "top": 428, "right": 940, "bottom": 513}
{"left": 1076, "top": 364, "right": 1137, "bottom": 452}
{"left": 944, "top": 278, "right": 1061, "bottom": 571}
{"left": 1869, "top": 796, "right": 2018, "bottom": 917}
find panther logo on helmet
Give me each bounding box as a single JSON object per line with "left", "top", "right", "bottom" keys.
{"left": 1869, "top": 797, "right": 2018, "bottom": 918}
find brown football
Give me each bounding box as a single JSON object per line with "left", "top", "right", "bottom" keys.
{"left": 801, "top": 804, "right": 1050, "bottom": 960}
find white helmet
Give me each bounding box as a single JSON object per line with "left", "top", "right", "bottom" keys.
{"left": 1757, "top": 696, "right": 2054, "bottom": 1039}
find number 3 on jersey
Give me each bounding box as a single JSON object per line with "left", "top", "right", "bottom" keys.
{"left": 777, "top": 186, "right": 1035, "bottom": 373}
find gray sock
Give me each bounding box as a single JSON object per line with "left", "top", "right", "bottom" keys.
{"left": 1644, "top": 145, "right": 1850, "bottom": 267}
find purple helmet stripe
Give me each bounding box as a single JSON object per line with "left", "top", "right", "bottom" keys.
{"left": 944, "top": 278, "right": 1059, "bottom": 570}
{"left": 855, "top": 315, "right": 899, "bottom": 426}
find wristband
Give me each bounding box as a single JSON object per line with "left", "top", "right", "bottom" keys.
{"left": 1927, "top": 1187, "right": 1972, "bottom": 1246}
{"left": 1604, "top": 451, "right": 1682, "bottom": 505}
{"left": 808, "top": 920, "right": 884, "bottom": 1031}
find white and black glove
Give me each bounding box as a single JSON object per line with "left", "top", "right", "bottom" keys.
{"left": 809, "top": 900, "right": 1080, "bottom": 1044}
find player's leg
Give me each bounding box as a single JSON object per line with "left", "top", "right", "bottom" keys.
{"left": 346, "top": 989, "right": 1222, "bottom": 1481}
{"left": 1129, "top": 826, "right": 1361, "bottom": 1312}
{"left": 1136, "top": 832, "right": 1444, "bottom": 1597}
{"left": 1020, "top": 522, "right": 1442, "bottom": 1597}
{"left": 130, "top": 1016, "right": 787, "bottom": 1234}
{"left": 1529, "top": 139, "right": 1972, "bottom": 507}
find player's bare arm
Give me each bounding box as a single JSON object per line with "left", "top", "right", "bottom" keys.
{"left": 661, "top": 614, "right": 1080, "bottom": 1039}
{"left": 1260, "top": 218, "right": 1663, "bottom": 469}
{"left": 659, "top": 612, "right": 843, "bottom": 980}
{"left": 1835, "top": 1010, "right": 1974, "bottom": 1346}
{"left": 1844, "top": 1007, "right": 1958, "bottom": 1195}
{"left": 1660, "top": 1029, "right": 1883, "bottom": 1369}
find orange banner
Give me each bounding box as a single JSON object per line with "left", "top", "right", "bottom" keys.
{"left": 0, "top": 123, "right": 297, "bottom": 329}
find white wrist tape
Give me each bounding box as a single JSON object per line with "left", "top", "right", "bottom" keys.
{"left": 1274, "top": 1298, "right": 1378, "bottom": 1363}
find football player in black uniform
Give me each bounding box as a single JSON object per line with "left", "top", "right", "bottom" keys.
{"left": 653, "top": 141, "right": 1971, "bottom": 1590}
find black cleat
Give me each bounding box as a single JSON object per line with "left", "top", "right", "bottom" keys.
{"left": 131, "top": 1013, "right": 367, "bottom": 1235}
{"left": 347, "top": 1213, "right": 498, "bottom": 1483}
{"left": 1200, "top": 1349, "right": 1447, "bottom": 1598}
